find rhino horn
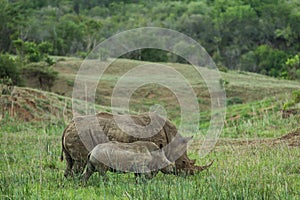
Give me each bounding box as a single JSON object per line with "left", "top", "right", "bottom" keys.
{"left": 190, "top": 159, "right": 196, "bottom": 165}
{"left": 194, "top": 160, "right": 214, "bottom": 172}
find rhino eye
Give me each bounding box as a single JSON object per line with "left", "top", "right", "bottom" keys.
{"left": 159, "top": 144, "right": 163, "bottom": 149}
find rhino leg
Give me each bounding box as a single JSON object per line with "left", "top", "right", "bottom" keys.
{"left": 63, "top": 152, "right": 74, "bottom": 178}
{"left": 134, "top": 171, "right": 157, "bottom": 183}
{"left": 73, "top": 160, "right": 86, "bottom": 175}
{"left": 134, "top": 173, "right": 147, "bottom": 183}
{"left": 82, "top": 161, "right": 95, "bottom": 182}
{"left": 145, "top": 171, "right": 158, "bottom": 179}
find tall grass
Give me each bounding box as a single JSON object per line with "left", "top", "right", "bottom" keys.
{"left": 0, "top": 117, "right": 299, "bottom": 199}
{"left": 199, "top": 96, "right": 299, "bottom": 138}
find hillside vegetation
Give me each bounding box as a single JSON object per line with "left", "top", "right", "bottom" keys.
{"left": 1, "top": 0, "right": 300, "bottom": 81}
{"left": 2, "top": 58, "right": 300, "bottom": 139}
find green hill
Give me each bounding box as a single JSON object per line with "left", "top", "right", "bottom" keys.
{"left": 4, "top": 58, "right": 299, "bottom": 138}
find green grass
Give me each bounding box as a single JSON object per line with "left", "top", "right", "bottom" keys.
{"left": 198, "top": 95, "right": 299, "bottom": 138}
{"left": 1, "top": 118, "right": 299, "bottom": 199}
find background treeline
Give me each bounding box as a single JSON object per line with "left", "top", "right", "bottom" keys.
{"left": 1, "top": 0, "right": 300, "bottom": 80}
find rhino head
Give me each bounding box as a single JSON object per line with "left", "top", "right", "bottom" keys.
{"left": 163, "top": 135, "right": 214, "bottom": 175}
{"left": 148, "top": 147, "right": 176, "bottom": 174}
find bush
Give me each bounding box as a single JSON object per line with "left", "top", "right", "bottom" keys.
{"left": 227, "top": 97, "right": 243, "bottom": 105}
{"left": 44, "top": 55, "right": 55, "bottom": 65}
{"left": 292, "top": 90, "right": 300, "bottom": 104}
{"left": 13, "top": 39, "right": 55, "bottom": 64}
{"left": 22, "top": 62, "right": 58, "bottom": 91}
{"left": 219, "top": 78, "right": 229, "bottom": 89}
{"left": 253, "top": 45, "right": 288, "bottom": 77}
{"left": 284, "top": 55, "right": 300, "bottom": 80}
{"left": 217, "top": 64, "right": 229, "bottom": 72}
{"left": 282, "top": 90, "right": 300, "bottom": 110}
{"left": 76, "top": 51, "right": 88, "bottom": 59}
{"left": 0, "top": 54, "right": 23, "bottom": 86}
{"left": 121, "top": 49, "right": 169, "bottom": 63}
{"left": 24, "top": 42, "right": 42, "bottom": 62}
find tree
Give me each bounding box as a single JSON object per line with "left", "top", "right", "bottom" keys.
{"left": 216, "top": 5, "right": 259, "bottom": 69}
{"left": 82, "top": 18, "right": 102, "bottom": 51}
{"left": 13, "top": 39, "right": 54, "bottom": 64}
{"left": 254, "top": 45, "right": 288, "bottom": 77}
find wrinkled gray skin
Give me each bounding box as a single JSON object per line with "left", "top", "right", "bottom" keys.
{"left": 61, "top": 112, "right": 213, "bottom": 177}
{"left": 82, "top": 141, "right": 175, "bottom": 182}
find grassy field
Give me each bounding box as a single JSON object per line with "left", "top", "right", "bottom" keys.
{"left": 1, "top": 58, "right": 300, "bottom": 199}
{"left": 0, "top": 117, "right": 299, "bottom": 199}
{"left": 48, "top": 58, "right": 300, "bottom": 119}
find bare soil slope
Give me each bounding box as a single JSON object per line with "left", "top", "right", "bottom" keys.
{"left": 274, "top": 128, "right": 300, "bottom": 147}
{"left": 1, "top": 87, "right": 72, "bottom": 122}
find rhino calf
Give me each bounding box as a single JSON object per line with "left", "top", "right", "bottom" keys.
{"left": 82, "top": 141, "right": 175, "bottom": 182}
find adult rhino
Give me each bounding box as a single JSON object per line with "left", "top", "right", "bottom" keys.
{"left": 61, "top": 112, "right": 212, "bottom": 177}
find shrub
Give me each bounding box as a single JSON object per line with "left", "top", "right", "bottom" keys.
{"left": 77, "top": 51, "right": 88, "bottom": 59}
{"left": 24, "top": 42, "right": 42, "bottom": 62}
{"left": 44, "top": 56, "right": 55, "bottom": 65}
{"left": 217, "top": 64, "right": 229, "bottom": 72}
{"left": 292, "top": 90, "right": 300, "bottom": 104}
{"left": 219, "top": 78, "right": 229, "bottom": 89}
{"left": 282, "top": 90, "right": 300, "bottom": 110}
{"left": 13, "top": 39, "right": 55, "bottom": 64}
{"left": 253, "top": 45, "right": 288, "bottom": 77}
{"left": 22, "top": 62, "right": 58, "bottom": 91}
{"left": 227, "top": 97, "right": 243, "bottom": 105}
{"left": 284, "top": 55, "right": 300, "bottom": 80}
{"left": 0, "top": 54, "right": 23, "bottom": 86}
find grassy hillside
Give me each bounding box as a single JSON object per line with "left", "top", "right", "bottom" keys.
{"left": 50, "top": 58, "right": 300, "bottom": 104}
{"left": 14, "top": 57, "right": 300, "bottom": 138}
{"left": 53, "top": 58, "right": 299, "bottom": 138}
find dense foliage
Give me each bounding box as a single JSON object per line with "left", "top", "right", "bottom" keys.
{"left": 1, "top": 0, "right": 300, "bottom": 79}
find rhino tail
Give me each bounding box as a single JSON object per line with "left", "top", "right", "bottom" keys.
{"left": 60, "top": 149, "right": 64, "bottom": 161}
{"left": 60, "top": 140, "right": 66, "bottom": 162}
{"left": 60, "top": 125, "right": 68, "bottom": 162}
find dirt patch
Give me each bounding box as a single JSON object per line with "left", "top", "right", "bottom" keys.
{"left": 1, "top": 87, "right": 72, "bottom": 122}
{"left": 273, "top": 128, "right": 300, "bottom": 147}
{"left": 190, "top": 128, "right": 300, "bottom": 153}
{"left": 281, "top": 109, "right": 300, "bottom": 118}
{"left": 218, "top": 128, "right": 300, "bottom": 148}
